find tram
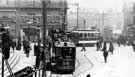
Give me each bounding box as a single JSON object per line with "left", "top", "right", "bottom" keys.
{"left": 51, "top": 30, "right": 76, "bottom": 74}
{"left": 71, "top": 29, "right": 102, "bottom": 46}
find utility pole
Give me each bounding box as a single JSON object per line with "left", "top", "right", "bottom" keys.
{"left": 42, "top": 0, "right": 47, "bottom": 77}
{"left": 77, "top": 3, "right": 79, "bottom": 29}
{"left": 84, "top": 19, "right": 86, "bottom": 29}
{"left": 102, "top": 11, "right": 104, "bottom": 34}
{"left": 63, "top": 0, "right": 67, "bottom": 30}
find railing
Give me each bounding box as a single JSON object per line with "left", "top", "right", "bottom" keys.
{"left": 29, "top": 68, "right": 42, "bottom": 77}
{"left": 0, "top": 48, "right": 15, "bottom": 77}
{"left": 4, "top": 58, "right": 15, "bottom": 77}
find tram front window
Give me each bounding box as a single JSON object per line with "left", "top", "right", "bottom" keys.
{"left": 62, "top": 47, "right": 74, "bottom": 58}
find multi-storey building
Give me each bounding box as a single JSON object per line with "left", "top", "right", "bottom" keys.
{"left": 0, "top": 0, "right": 67, "bottom": 42}
{"left": 123, "top": 2, "right": 134, "bottom": 36}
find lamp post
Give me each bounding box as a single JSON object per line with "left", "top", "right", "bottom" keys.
{"left": 27, "top": 21, "right": 32, "bottom": 41}
{"left": 76, "top": 3, "right": 79, "bottom": 29}
{"left": 42, "top": 0, "right": 47, "bottom": 77}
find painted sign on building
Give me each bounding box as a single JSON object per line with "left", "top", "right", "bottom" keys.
{"left": 19, "top": 15, "right": 64, "bottom": 26}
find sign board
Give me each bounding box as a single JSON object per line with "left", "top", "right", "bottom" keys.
{"left": 19, "top": 15, "right": 64, "bottom": 25}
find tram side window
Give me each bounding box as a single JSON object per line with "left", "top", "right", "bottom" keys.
{"left": 84, "top": 33, "right": 87, "bottom": 38}
{"left": 95, "top": 33, "right": 98, "bottom": 39}
{"left": 75, "top": 33, "right": 78, "bottom": 36}
{"left": 88, "top": 33, "right": 90, "bottom": 38}
{"left": 55, "top": 48, "right": 62, "bottom": 57}
{"left": 91, "top": 33, "right": 94, "bottom": 38}
{"left": 76, "top": 33, "right": 79, "bottom": 38}
{"left": 80, "top": 33, "right": 83, "bottom": 38}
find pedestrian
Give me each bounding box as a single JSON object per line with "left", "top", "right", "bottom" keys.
{"left": 101, "top": 42, "right": 106, "bottom": 52}
{"left": 11, "top": 40, "right": 16, "bottom": 53}
{"left": 35, "top": 44, "right": 41, "bottom": 69}
{"left": 117, "top": 39, "right": 120, "bottom": 47}
{"left": 103, "top": 50, "right": 108, "bottom": 63}
{"left": 96, "top": 41, "right": 99, "bottom": 51}
{"left": 86, "top": 74, "right": 91, "bottom": 77}
{"left": 99, "top": 39, "right": 102, "bottom": 48}
{"left": 16, "top": 37, "right": 22, "bottom": 50}
{"left": 34, "top": 43, "right": 38, "bottom": 56}
{"left": 25, "top": 42, "right": 30, "bottom": 57}
{"left": 109, "top": 42, "right": 114, "bottom": 55}
{"left": 1, "top": 31, "right": 12, "bottom": 60}
{"left": 102, "top": 42, "right": 108, "bottom": 63}
{"left": 81, "top": 43, "right": 86, "bottom": 52}
{"left": 47, "top": 41, "right": 52, "bottom": 51}
{"left": 131, "top": 39, "right": 135, "bottom": 52}
{"left": 23, "top": 40, "right": 27, "bottom": 54}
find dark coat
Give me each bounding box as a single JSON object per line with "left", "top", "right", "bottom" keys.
{"left": 109, "top": 44, "right": 114, "bottom": 52}
{"left": 103, "top": 51, "right": 108, "bottom": 57}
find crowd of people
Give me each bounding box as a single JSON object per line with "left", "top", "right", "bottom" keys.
{"left": 3, "top": 26, "right": 135, "bottom": 77}
{"left": 80, "top": 34, "right": 135, "bottom": 64}
{"left": 81, "top": 39, "right": 114, "bottom": 63}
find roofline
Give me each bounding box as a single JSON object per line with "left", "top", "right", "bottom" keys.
{"left": 0, "top": 6, "right": 67, "bottom": 10}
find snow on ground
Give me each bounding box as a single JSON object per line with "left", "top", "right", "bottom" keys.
{"left": 76, "top": 45, "right": 135, "bottom": 77}
{"left": 46, "top": 44, "right": 135, "bottom": 77}
{"left": 1, "top": 43, "right": 135, "bottom": 77}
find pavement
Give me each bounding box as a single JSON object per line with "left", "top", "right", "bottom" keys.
{"left": 0, "top": 44, "right": 36, "bottom": 77}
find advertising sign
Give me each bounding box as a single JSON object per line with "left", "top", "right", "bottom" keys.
{"left": 19, "top": 15, "right": 63, "bottom": 25}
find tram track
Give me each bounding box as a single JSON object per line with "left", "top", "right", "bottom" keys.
{"left": 74, "top": 51, "right": 94, "bottom": 77}
{"left": 75, "top": 58, "right": 81, "bottom": 70}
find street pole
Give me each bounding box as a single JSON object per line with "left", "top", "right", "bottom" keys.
{"left": 77, "top": 3, "right": 79, "bottom": 29}
{"left": 102, "top": 11, "right": 104, "bottom": 34}
{"left": 42, "top": 0, "right": 47, "bottom": 77}
{"left": 28, "top": 23, "right": 30, "bottom": 41}
{"left": 63, "top": 1, "right": 67, "bottom": 31}
{"left": 84, "top": 19, "right": 86, "bottom": 29}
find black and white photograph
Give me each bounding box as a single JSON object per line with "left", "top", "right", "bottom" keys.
{"left": 0, "top": 0, "right": 134, "bottom": 77}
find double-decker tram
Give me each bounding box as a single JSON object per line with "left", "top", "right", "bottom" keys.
{"left": 71, "top": 29, "right": 102, "bottom": 46}
{"left": 51, "top": 32, "right": 76, "bottom": 74}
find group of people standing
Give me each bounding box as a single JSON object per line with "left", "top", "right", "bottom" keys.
{"left": 96, "top": 41, "right": 114, "bottom": 63}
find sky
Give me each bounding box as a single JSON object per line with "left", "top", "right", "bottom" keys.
{"left": 67, "top": 0, "right": 135, "bottom": 12}
{"left": 0, "top": 0, "right": 134, "bottom": 12}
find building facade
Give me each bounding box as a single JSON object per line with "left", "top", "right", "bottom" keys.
{"left": 123, "top": 2, "right": 134, "bottom": 36}
{"left": 0, "top": 0, "right": 67, "bottom": 42}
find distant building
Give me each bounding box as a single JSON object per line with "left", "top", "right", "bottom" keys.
{"left": 123, "top": 2, "right": 134, "bottom": 36}
{"left": 68, "top": 9, "right": 123, "bottom": 33}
